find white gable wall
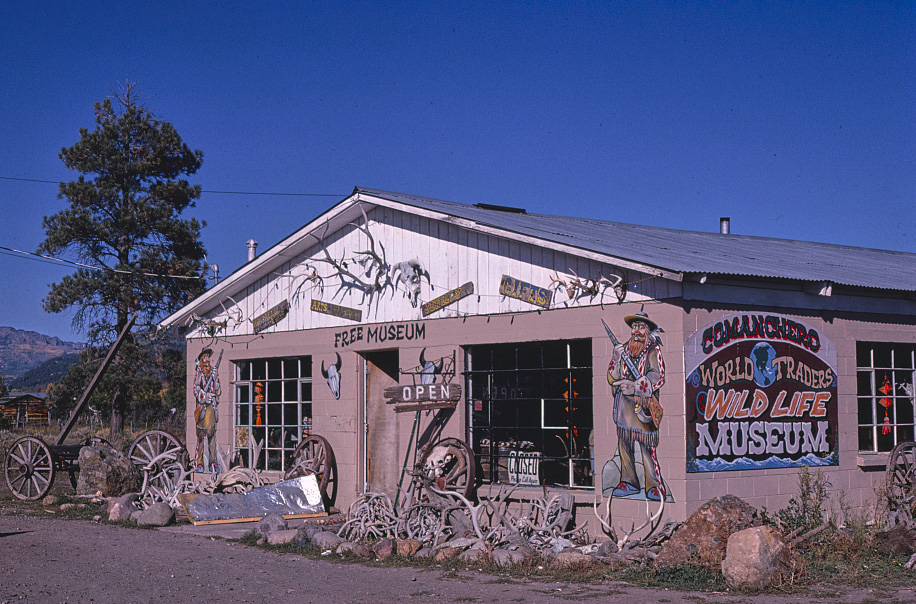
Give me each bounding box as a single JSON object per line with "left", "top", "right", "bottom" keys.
{"left": 188, "top": 204, "right": 682, "bottom": 338}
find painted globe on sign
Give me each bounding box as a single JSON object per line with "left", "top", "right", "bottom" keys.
{"left": 750, "top": 342, "right": 777, "bottom": 388}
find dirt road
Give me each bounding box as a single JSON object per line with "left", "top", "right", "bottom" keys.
{"left": 2, "top": 513, "right": 914, "bottom": 604}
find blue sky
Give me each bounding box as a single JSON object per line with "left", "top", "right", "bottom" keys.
{"left": 1, "top": 2, "right": 914, "bottom": 342}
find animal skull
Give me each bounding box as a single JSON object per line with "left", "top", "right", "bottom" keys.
{"left": 423, "top": 444, "right": 456, "bottom": 478}
{"left": 419, "top": 348, "right": 443, "bottom": 385}
{"left": 394, "top": 259, "right": 426, "bottom": 307}
{"left": 321, "top": 353, "right": 342, "bottom": 399}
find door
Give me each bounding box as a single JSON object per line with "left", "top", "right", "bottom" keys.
{"left": 361, "top": 350, "right": 400, "bottom": 497}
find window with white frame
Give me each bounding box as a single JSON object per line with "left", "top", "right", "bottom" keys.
{"left": 234, "top": 357, "right": 312, "bottom": 471}
{"left": 465, "top": 339, "right": 593, "bottom": 488}
{"left": 857, "top": 342, "right": 915, "bottom": 452}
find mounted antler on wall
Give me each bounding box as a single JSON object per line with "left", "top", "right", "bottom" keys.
{"left": 309, "top": 203, "right": 433, "bottom": 310}
{"left": 550, "top": 268, "right": 626, "bottom": 303}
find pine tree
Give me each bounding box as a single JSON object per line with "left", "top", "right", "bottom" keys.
{"left": 38, "top": 81, "right": 207, "bottom": 439}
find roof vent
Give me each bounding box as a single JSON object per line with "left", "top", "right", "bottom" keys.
{"left": 720, "top": 217, "right": 730, "bottom": 235}
{"left": 474, "top": 202, "right": 527, "bottom": 214}
{"left": 246, "top": 239, "right": 258, "bottom": 261}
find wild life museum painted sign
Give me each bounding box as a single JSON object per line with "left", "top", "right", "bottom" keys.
{"left": 685, "top": 313, "right": 838, "bottom": 472}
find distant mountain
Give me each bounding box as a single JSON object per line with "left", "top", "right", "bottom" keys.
{"left": 0, "top": 327, "right": 83, "bottom": 379}
{"left": 9, "top": 353, "right": 81, "bottom": 392}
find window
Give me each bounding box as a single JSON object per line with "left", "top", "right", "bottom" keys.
{"left": 466, "top": 339, "right": 593, "bottom": 488}
{"left": 234, "top": 357, "right": 312, "bottom": 471}
{"left": 857, "top": 342, "right": 915, "bottom": 452}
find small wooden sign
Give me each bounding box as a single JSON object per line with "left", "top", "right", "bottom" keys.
{"left": 421, "top": 282, "right": 474, "bottom": 317}
{"left": 311, "top": 299, "right": 362, "bottom": 322}
{"left": 499, "top": 275, "right": 553, "bottom": 308}
{"left": 385, "top": 383, "right": 462, "bottom": 406}
{"left": 252, "top": 300, "right": 289, "bottom": 333}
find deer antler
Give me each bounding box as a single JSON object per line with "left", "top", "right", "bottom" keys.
{"left": 597, "top": 272, "right": 627, "bottom": 303}
{"left": 310, "top": 220, "right": 382, "bottom": 304}
{"left": 549, "top": 272, "right": 576, "bottom": 299}
{"left": 593, "top": 490, "right": 666, "bottom": 550}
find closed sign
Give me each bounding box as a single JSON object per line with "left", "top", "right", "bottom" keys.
{"left": 508, "top": 450, "right": 541, "bottom": 485}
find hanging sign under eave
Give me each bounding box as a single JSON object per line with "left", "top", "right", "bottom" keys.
{"left": 311, "top": 299, "right": 362, "bottom": 322}
{"left": 499, "top": 275, "right": 552, "bottom": 308}
{"left": 421, "top": 282, "right": 474, "bottom": 317}
{"left": 252, "top": 300, "right": 289, "bottom": 333}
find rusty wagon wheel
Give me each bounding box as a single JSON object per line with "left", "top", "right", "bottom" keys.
{"left": 413, "top": 437, "right": 476, "bottom": 502}
{"left": 128, "top": 430, "right": 190, "bottom": 494}
{"left": 5, "top": 436, "right": 56, "bottom": 501}
{"left": 886, "top": 440, "right": 916, "bottom": 525}
{"left": 283, "top": 434, "right": 337, "bottom": 506}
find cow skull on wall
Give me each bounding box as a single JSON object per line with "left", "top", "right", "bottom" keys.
{"left": 321, "top": 353, "right": 343, "bottom": 399}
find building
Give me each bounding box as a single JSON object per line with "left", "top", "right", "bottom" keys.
{"left": 0, "top": 393, "right": 50, "bottom": 427}
{"left": 161, "top": 187, "right": 916, "bottom": 527}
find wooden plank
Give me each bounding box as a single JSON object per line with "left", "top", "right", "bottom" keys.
{"left": 384, "top": 383, "right": 462, "bottom": 404}
{"left": 187, "top": 511, "right": 329, "bottom": 526}
{"left": 393, "top": 401, "right": 458, "bottom": 413}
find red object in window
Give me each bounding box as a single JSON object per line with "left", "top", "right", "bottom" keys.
{"left": 879, "top": 375, "right": 893, "bottom": 434}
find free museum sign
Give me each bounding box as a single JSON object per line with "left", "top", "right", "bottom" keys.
{"left": 685, "top": 313, "right": 839, "bottom": 472}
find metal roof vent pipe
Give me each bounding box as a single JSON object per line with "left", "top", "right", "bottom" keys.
{"left": 246, "top": 239, "right": 258, "bottom": 262}
{"left": 720, "top": 217, "right": 730, "bottom": 235}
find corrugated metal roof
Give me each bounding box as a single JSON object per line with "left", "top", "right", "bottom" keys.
{"left": 359, "top": 187, "right": 916, "bottom": 293}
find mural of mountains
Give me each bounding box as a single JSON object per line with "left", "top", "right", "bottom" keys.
{"left": 0, "top": 326, "right": 83, "bottom": 379}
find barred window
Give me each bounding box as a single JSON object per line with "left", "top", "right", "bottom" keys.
{"left": 466, "top": 339, "right": 593, "bottom": 488}
{"left": 857, "top": 342, "right": 915, "bottom": 452}
{"left": 234, "top": 357, "right": 312, "bottom": 471}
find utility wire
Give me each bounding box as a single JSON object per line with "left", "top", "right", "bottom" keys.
{"left": 0, "top": 244, "right": 200, "bottom": 280}
{"left": 0, "top": 175, "right": 343, "bottom": 198}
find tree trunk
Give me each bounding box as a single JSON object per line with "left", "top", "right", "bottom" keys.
{"left": 109, "top": 382, "right": 125, "bottom": 441}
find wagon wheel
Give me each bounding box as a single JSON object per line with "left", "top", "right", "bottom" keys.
{"left": 284, "top": 434, "right": 337, "bottom": 506}
{"left": 413, "top": 437, "right": 476, "bottom": 502}
{"left": 4, "top": 436, "right": 55, "bottom": 501}
{"left": 128, "top": 430, "right": 190, "bottom": 495}
{"left": 886, "top": 441, "right": 916, "bottom": 525}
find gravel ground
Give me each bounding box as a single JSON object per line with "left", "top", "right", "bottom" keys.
{"left": 1, "top": 511, "right": 915, "bottom": 604}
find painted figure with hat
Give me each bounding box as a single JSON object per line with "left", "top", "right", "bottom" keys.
{"left": 602, "top": 310, "right": 670, "bottom": 501}
{"left": 193, "top": 347, "right": 222, "bottom": 473}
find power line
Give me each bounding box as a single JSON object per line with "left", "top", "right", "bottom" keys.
{"left": 0, "top": 245, "right": 201, "bottom": 280}
{"left": 0, "top": 175, "right": 343, "bottom": 198}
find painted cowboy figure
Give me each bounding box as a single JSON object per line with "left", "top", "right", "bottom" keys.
{"left": 606, "top": 311, "right": 667, "bottom": 501}
{"left": 194, "top": 348, "right": 221, "bottom": 473}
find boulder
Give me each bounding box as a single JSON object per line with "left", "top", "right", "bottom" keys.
{"left": 397, "top": 539, "right": 423, "bottom": 558}
{"left": 434, "top": 547, "right": 462, "bottom": 562}
{"left": 337, "top": 541, "right": 373, "bottom": 558}
{"left": 492, "top": 548, "right": 528, "bottom": 567}
{"left": 108, "top": 494, "right": 140, "bottom": 523}
{"left": 42, "top": 495, "right": 61, "bottom": 506}
{"left": 595, "top": 540, "right": 619, "bottom": 556}
{"left": 722, "top": 526, "right": 793, "bottom": 590}
{"left": 655, "top": 495, "right": 759, "bottom": 569}
{"left": 373, "top": 538, "right": 396, "bottom": 560}
{"left": 267, "top": 529, "right": 300, "bottom": 546}
{"left": 257, "top": 512, "right": 288, "bottom": 539}
{"left": 77, "top": 445, "right": 142, "bottom": 497}
{"left": 295, "top": 523, "right": 325, "bottom": 546}
{"left": 458, "top": 543, "right": 489, "bottom": 563}
{"left": 311, "top": 530, "right": 344, "bottom": 551}
{"left": 137, "top": 502, "right": 175, "bottom": 527}
{"left": 551, "top": 551, "right": 594, "bottom": 568}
